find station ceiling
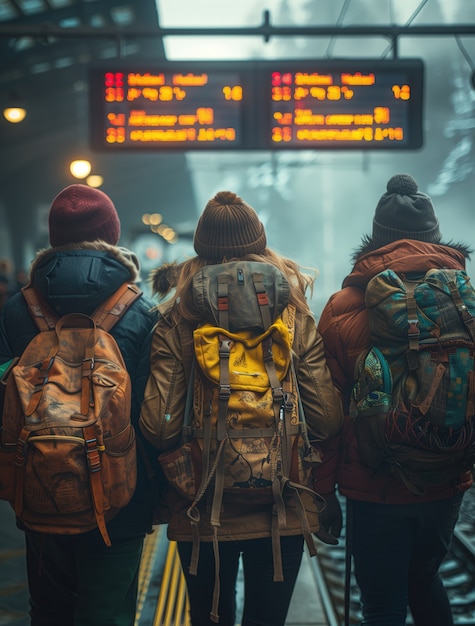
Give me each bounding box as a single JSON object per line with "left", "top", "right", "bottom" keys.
{"left": 1, "top": 0, "right": 475, "bottom": 304}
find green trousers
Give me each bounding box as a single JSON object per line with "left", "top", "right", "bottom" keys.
{"left": 26, "top": 530, "right": 144, "bottom": 626}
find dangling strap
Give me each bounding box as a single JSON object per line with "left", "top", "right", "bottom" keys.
{"left": 84, "top": 423, "right": 111, "bottom": 547}
{"left": 417, "top": 360, "right": 447, "bottom": 415}
{"left": 14, "top": 426, "right": 29, "bottom": 518}
{"left": 285, "top": 479, "right": 318, "bottom": 558}
{"left": 271, "top": 512, "right": 284, "bottom": 582}
{"left": 210, "top": 526, "right": 221, "bottom": 623}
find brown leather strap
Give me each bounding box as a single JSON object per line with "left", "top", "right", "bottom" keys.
{"left": 418, "top": 361, "right": 447, "bottom": 415}
{"left": 22, "top": 282, "right": 142, "bottom": 334}
{"left": 84, "top": 424, "right": 111, "bottom": 547}
{"left": 21, "top": 285, "right": 58, "bottom": 331}
{"left": 92, "top": 283, "right": 142, "bottom": 331}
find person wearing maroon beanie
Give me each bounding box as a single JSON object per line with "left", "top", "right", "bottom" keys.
{"left": 48, "top": 183, "right": 121, "bottom": 247}
{"left": 0, "top": 183, "right": 158, "bottom": 626}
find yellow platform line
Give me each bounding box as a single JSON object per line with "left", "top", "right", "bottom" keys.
{"left": 154, "top": 539, "right": 190, "bottom": 626}
{"left": 135, "top": 528, "right": 162, "bottom": 624}
{"left": 135, "top": 528, "right": 190, "bottom": 626}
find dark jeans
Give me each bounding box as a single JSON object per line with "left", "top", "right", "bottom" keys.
{"left": 348, "top": 494, "right": 463, "bottom": 626}
{"left": 25, "top": 531, "right": 144, "bottom": 626}
{"left": 177, "top": 535, "right": 304, "bottom": 626}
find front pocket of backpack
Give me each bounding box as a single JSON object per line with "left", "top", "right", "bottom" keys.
{"left": 24, "top": 438, "right": 92, "bottom": 515}
{"left": 103, "top": 425, "right": 137, "bottom": 509}
{"left": 158, "top": 441, "right": 201, "bottom": 502}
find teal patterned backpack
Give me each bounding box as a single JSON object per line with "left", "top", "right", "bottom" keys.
{"left": 350, "top": 268, "right": 475, "bottom": 495}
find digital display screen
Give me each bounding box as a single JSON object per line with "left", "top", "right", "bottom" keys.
{"left": 265, "top": 60, "right": 423, "bottom": 149}
{"left": 89, "top": 59, "right": 423, "bottom": 151}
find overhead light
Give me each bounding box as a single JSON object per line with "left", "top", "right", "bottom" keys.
{"left": 3, "top": 106, "right": 27, "bottom": 124}
{"left": 70, "top": 159, "right": 92, "bottom": 179}
{"left": 3, "top": 87, "right": 27, "bottom": 123}
{"left": 86, "top": 174, "right": 104, "bottom": 188}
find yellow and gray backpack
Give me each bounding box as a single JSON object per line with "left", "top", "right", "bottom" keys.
{"left": 158, "top": 260, "right": 324, "bottom": 622}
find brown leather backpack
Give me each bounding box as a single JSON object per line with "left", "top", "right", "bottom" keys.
{"left": 0, "top": 282, "right": 141, "bottom": 546}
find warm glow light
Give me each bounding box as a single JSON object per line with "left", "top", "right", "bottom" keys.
{"left": 70, "top": 160, "right": 92, "bottom": 179}
{"left": 86, "top": 175, "right": 103, "bottom": 188}
{"left": 3, "top": 107, "right": 27, "bottom": 123}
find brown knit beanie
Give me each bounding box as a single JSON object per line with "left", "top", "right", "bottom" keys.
{"left": 48, "top": 184, "right": 121, "bottom": 247}
{"left": 372, "top": 174, "right": 441, "bottom": 245}
{"left": 193, "top": 191, "right": 267, "bottom": 260}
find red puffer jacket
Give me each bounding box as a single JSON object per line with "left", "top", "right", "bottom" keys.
{"left": 318, "top": 239, "right": 474, "bottom": 503}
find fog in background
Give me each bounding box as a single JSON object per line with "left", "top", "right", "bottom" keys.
{"left": 1, "top": 0, "right": 474, "bottom": 318}
{"left": 155, "top": 0, "right": 475, "bottom": 316}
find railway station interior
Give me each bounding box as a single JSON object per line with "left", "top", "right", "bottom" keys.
{"left": 1, "top": 1, "right": 475, "bottom": 624}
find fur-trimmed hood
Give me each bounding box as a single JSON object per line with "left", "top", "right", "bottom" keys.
{"left": 30, "top": 241, "right": 141, "bottom": 283}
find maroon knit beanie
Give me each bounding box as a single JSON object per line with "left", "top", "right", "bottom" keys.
{"left": 193, "top": 191, "right": 267, "bottom": 260}
{"left": 48, "top": 184, "right": 121, "bottom": 247}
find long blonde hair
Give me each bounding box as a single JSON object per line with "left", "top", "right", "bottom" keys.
{"left": 151, "top": 249, "right": 317, "bottom": 324}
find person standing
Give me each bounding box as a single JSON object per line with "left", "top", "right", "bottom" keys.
{"left": 0, "top": 184, "right": 158, "bottom": 626}
{"left": 139, "top": 190, "right": 344, "bottom": 626}
{"left": 317, "top": 173, "right": 474, "bottom": 626}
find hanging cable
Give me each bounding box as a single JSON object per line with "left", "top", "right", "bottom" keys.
{"left": 381, "top": 0, "right": 430, "bottom": 59}
{"left": 455, "top": 35, "right": 475, "bottom": 88}
{"left": 324, "top": 0, "right": 351, "bottom": 59}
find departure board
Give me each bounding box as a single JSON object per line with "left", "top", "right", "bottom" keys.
{"left": 264, "top": 60, "right": 423, "bottom": 149}
{"left": 89, "top": 59, "right": 423, "bottom": 151}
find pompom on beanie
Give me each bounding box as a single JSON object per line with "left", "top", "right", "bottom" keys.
{"left": 193, "top": 191, "right": 267, "bottom": 260}
{"left": 372, "top": 174, "right": 441, "bottom": 245}
{"left": 48, "top": 184, "right": 121, "bottom": 247}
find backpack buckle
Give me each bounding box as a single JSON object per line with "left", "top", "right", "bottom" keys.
{"left": 219, "top": 384, "right": 231, "bottom": 400}
{"left": 407, "top": 318, "right": 420, "bottom": 338}
{"left": 219, "top": 338, "right": 232, "bottom": 358}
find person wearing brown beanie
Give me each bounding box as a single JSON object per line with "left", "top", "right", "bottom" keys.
{"left": 0, "top": 183, "right": 158, "bottom": 626}
{"left": 317, "top": 173, "right": 474, "bottom": 626}
{"left": 140, "top": 190, "right": 344, "bottom": 625}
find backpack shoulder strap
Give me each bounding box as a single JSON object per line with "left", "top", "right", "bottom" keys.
{"left": 21, "top": 283, "right": 143, "bottom": 334}
{"left": 21, "top": 284, "right": 58, "bottom": 332}
{"left": 92, "top": 283, "right": 142, "bottom": 332}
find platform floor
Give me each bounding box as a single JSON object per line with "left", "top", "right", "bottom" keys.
{"left": 0, "top": 500, "right": 329, "bottom": 626}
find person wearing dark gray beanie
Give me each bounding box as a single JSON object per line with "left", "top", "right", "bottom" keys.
{"left": 140, "top": 189, "right": 344, "bottom": 625}
{"left": 0, "top": 184, "right": 158, "bottom": 626}
{"left": 372, "top": 173, "right": 441, "bottom": 245}
{"left": 317, "top": 173, "right": 474, "bottom": 626}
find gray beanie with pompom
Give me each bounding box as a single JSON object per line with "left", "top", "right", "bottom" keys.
{"left": 372, "top": 174, "right": 441, "bottom": 245}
